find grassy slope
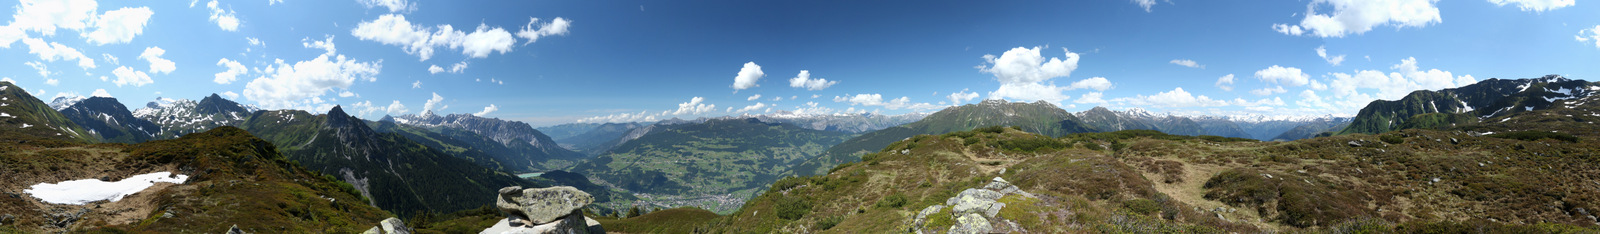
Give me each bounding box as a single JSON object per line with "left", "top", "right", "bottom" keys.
{"left": 0, "top": 127, "right": 391, "bottom": 233}
{"left": 0, "top": 81, "right": 96, "bottom": 144}
{"left": 792, "top": 100, "right": 1097, "bottom": 177}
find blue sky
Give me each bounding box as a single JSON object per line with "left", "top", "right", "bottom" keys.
{"left": 2, "top": 0, "right": 1597, "bottom": 126}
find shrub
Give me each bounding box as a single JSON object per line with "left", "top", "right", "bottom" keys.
{"left": 775, "top": 197, "right": 812, "bottom": 220}
{"left": 1487, "top": 131, "right": 1579, "bottom": 143}
{"left": 977, "top": 126, "right": 1008, "bottom": 134}
{"left": 876, "top": 194, "right": 908, "bottom": 208}
{"left": 815, "top": 215, "right": 844, "bottom": 230}
{"left": 1379, "top": 135, "right": 1404, "bottom": 144}
{"left": 770, "top": 176, "right": 808, "bottom": 191}
{"left": 1123, "top": 199, "right": 1162, "bottom": 216}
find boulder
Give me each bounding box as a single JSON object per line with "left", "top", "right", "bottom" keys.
{"left": 479, "top": 210, "right": 596, "bottom": 234}
{"left": 227, "top": 224, "right": 247, "bottom": 234}
{"left": 497, "top": 186, "right": 593, "bottom": 225}
{"left": 948, "top": 213, "right": 992, "bottom": 234}
{"left": 948, "top": 188, "right": 1002, "bottom": 215}
{"left": 362, "top": 217, "right": 410, "bottom": 234}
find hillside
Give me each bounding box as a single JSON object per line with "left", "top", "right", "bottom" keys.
{"left": 57, "top": 97, "right": 160, "bottom": 144}
{"left": 0, "top": 81, "right": 96, "bottom": 144}
{"left": 654, "top": 119, "right": 1600, "bottom": 233}
{"left": 1339, "top": 75, "right": 1598, "bottom": 135}
{"left": 0, "top": 127, "right": 392, "bottom": 233}
{"left": 535, "top": 122, "right": 605, "bottom": 140}
{"left": 791, "top": 99, "right": 1097, "bottom": 177}
{"left": 1272, "top": 117, "right": 1354, "bottom": 141}
{"left": 567, "top": 118, "right": 853, "bottom": 214}
{"left": 552, "top": 122, "right": 647, "bottom": 155}
{"left": 754, "top": 111, "right": 928, "bottom": 133}
{"left": 241, "top": 106, "right": 539, "bottom": 217}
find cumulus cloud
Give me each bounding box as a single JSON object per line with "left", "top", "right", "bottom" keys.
{"left": 83, "top": 7, "right": 153, "bottom": 44}
{"left": 111, "top": 66, "right": 151, "bottom": 87}
{"left": 1273, "top": 0, "right": 1441, "bottom": 37}
{"left": 1254, "top": 65, "right": 1310, "bottom": 86}
{"left": 671, "top": 97, "right": 715, "bottom": 115}
{"left": 1131, "top": 0, "right": 1156, "bottom": 12}
{"left": 356, "top": 0, "right": 415, "bottom": 13}
{"left": 1327, "top": 57, "right": 1477, "bottom": 101}
{"left": 411, "top": 80, "right": 421, "bottom": 89}
{"left": 24, "top": 61, "right": 49, "bottom": 78}
{"left": 1215, "top": 74, "right": 1235, "bottom": 91}
{"left": 1579, "top": 25, "right": 1600, "bottom": 49}
{"left": 20, "top": 38, "right": 95, "bottom": 69}
{"left": 302, "top": 36, "right": 336, "bottom": 55}
{"left": 1169, "top": 59, "right": 1203, "bottom": 68}
{"left": 947, "top": 89, "right": 979, "bottom": 104}
{"left": 427, "top": 65, "right": 443, "bottom": 74}
{"left": 1316, "top": 45, "right": 1345, "bottom": 66}
{"left": 1115, "top": 87, "right": 1228, "bottom": 108}
{"left": 515, "top": 17, "right": 570, "bottom": 45}
{"left": 139, "top": 47, "right": 175, "bottom": 74}
{"left": 577, "top": 110, "right": 658, "bottom": 123}
{"left": 746, "top": 94, "right": 761, "bottom": 101}
{"left": 242, "top": 43, "right": 382, "bottom": 110}
{"left": 979, "top": 46, "right": 1089, "bottom": 104}
{"left": 422, "top": 92, "right": 446, "bottom": 112}
{"left": 214, "top": 58, "right": 246, "bottom": 84}
{"left": 221, "top": 91, "right": 238, "bottom": 99}
{"left": 350, "top": 14, "right": 522, "bottom": 61}
{"left": 787, "top": 70, "right": 837, "bottom": 90}
{"left": 734, "top": 102, "right": 767, "bottom": 113}
{"left": 351, "top": 100, "right": 409, "bottom": 116}
{"left": 90, "top": 88, "right": 110, "bottom": 97}
{"left": 1233, "top": 97, "right": 1286, "bottom": 107}
{"left": 731, "top": 62, "right": 764, "bottom": 91}
{"left": 834, "top": 93, "right": 940, "bottom": 110}
{"left": 8, "top": 0, "right": 98, "bottom": 37}
{"left": 1067, "top": 77, "right": 1113, "bottom": 91}
{"left": 206, "top": 0, "right": 239, "bottom": 31}
{"left": 1074, "top": 92, "right": 1108, "bottom": 105}
{"left": 1487, "top": 0, "right": 1574, "bottom": 12}
{"left": 473, "top": 104, "right": 498, "bottom": 116}
{"left": 1250, "top": 86, "right": 1288, "bottom": 96}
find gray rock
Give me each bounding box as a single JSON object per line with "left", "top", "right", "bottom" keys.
{"left": 914, "top": 205, "right": 945, "bottom": 226}
{"left": 947, "top": 213, "right": 992, "bottom": 234}
{"left": 479, "top": 210, "right": 592, "bottom": 234}
{"left": 1348, "top": 141, "right": 1362, "bottom": 147}
{"left": 497, "top": 186, "right": 593, "bottom": 225}
{"left": 227, "top": 224, "right": 247, "bottom": 234}
{"left": 949, "top": 189, "right": 1003, "bottom": 215}
{"left": 361, "top": 217, "right": 410, "bottom": 234}
{"left": 984, "top": 203, "right": 1005, "bottom": 218}
{"left": 584, "top": 216, "right": 605, "bottom": 234}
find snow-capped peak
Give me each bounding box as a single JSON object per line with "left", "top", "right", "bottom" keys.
{"left": 49, "top": 96, "right": 88, "bottom": 111}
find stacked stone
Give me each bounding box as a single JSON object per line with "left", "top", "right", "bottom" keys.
{"left": 910, "top": 177, "right": 1034, "bottom": 234}
{"left": 480, "top": 186, "right": 604, "bottom": 234}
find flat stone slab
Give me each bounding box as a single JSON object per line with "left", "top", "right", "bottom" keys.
{"left": 497, "top": 186, "right": 593, "bottom": 225}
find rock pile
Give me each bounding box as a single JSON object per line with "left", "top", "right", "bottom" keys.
{"left": 480, "top": 186, "right": 604, "bottom": 234}
{"left": 910, "top": 177, "right": 1035, "bottom": 234}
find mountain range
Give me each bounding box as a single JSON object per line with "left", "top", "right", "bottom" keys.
{"left": 1339, "top": 75, "right": 1599, "bottom": 135}
{"left": 388, "top": 112, "right": 587, "bottom": 171}
{"left": 0, "top": 81, "right": 95, "bottom": 144}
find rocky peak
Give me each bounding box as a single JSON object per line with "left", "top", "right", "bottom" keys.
{"left": 196, "top": 93, "right": 249, "bottom": 115}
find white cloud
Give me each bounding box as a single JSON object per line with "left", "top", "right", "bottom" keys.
{"left": 734, "top": 102, "right": 767, "bottom": 113}
{"left": 746, "top": 94, "right": 761, "bottom": 101}
{"left": 731, "top": 62, "right": 764, "bottom": 91}
{"left": 220, "top": 91, "right": 238, "bottom": 99}
{"left": 20, "top": 38, "right": 95, "bottom": 69}
{"left": 101, "top": 53, "right": 117, "bottom": 65}
{"left": 577, "top": 110, "right": 658, "bottom": 123}
{"left": 1215, "top": 74, "right": 1235, "bottom": 91}
{"left": 1233, "top": 97, "right": 1286, "bottom": 107}
{"left": 1254, "top": 65, "right": 1310, "bottom": 86}
{"left": 1327, "top": 57, "right": 1477, "bottom": 101}
{"left": 1274, "top": 0, "right": 1442, "bottom": 37}
{"left": 473, "top": 104, "right": 498, "bottom": 116}
{"left": 1579, "top": 25, "right": 1600, "bottom": 49}
{"left": 357, "top": 0, "right": 415, "bottom": 13}
{"left": 947, "top": 89, "right": 979, "bottom": 104}
{"left": 1067, "top": 77, "right": 1113, "bottom": 91}
{"left": 24, "top": 61, "right": 49, "bottom": 78}
{"left": 44, "top": 78, "right": 58, "bottom": 85}
{"left": 427, "top": 65, "right": 444, "bottom": 74}
{"left": 83, "top": 7, "right": 153, "bottom": 44}
{"left": 351, "top": 100, "right": 409, "bottom": 116}
{"left": 246, "top": 37, "right": 262, "bottom": 46}
{"left": 446, "top": 61, "right": 467, "bottom": 73}
{"left": 111, "top": 66, "right": 152, "bottom": 87}
{"left": 214, "top": 58, "right": 246, "bottom": 84}
{"left": 338, "top": 91, "right": 357, "bottom": 98}
{"left": 1250, "top": 86, "right": 1288, "bottom": 96}
{"left": 90, "top": 88, "right": 110, "bottom": 97}
{"left": 772, "top": 96, "right": 783, "bottom": 101}
{"left": 1073, "top": 92, "right": 1107, "bottom": 104}
{"left": 8, "top": 0, "right": 98, "bottom": 37}
{"left": 1115, "top": 87, "right": 1228, "bottom": 108}
{"left": 422, "top": 92, "right": 446, "bottom": 112}
{"left": 515, "top": 17, "right": 571, "bottom": 45}
{"left": 1131, "top": 0, "right": 1156, "bottom": 12}
{"left": 1169, "top": 59, "right": 1203, "bottom": 68}
{"left": 139, "top": 47, "right": 175, "bottom": 74}
{"left": 671, "top": 97, "right": 715, "bottom": 115}
{"left": 206, "top": 0, "right": 239, "bottom": 31}
{"left": 1316, "top": 45, "right": 1345, "bottom": 66}
{"left": 833, "top": 93, "right": 940, "bottom": 110}
{"left": 242, "top": 52, "right": 382, "bottom": 110}
{"left": 350, "top": 14, "right": 521, "bottom": 61}
{"left": 1487, "top": 0, "right": 1574, "bottom": 12}
{"left": 787, "top": 70, "right": 838, "bottom": 90}
{"left": 411, "top": 80, "right": 421, "bottom": 88}
{"left": 979, "top": 46, "right": 1086, "bottom": 104}
{"left": 269, "top": 0, "right": 283, "bottom": 5}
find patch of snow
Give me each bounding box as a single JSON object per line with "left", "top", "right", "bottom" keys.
{"left": 0, "top": 112, "right": 9, "bottom": 117}
{"left": 23, "top": 172, "right": 189, "bottom": 205}
{"left": 20, "top": 123, "right": 31, "bottom": 128}
{"left": 1525, "top": 106, "right": 1534, "bottom": 111}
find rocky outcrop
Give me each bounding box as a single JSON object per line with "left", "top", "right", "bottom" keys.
{"left": 910, "top": 177, "right": 1035, "bottom": 234}
{"left": 482, "top": 186, "right": 603, "bottom": 234}
{"left": 362, "top": 217, "right": 410, "bottom": 234}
